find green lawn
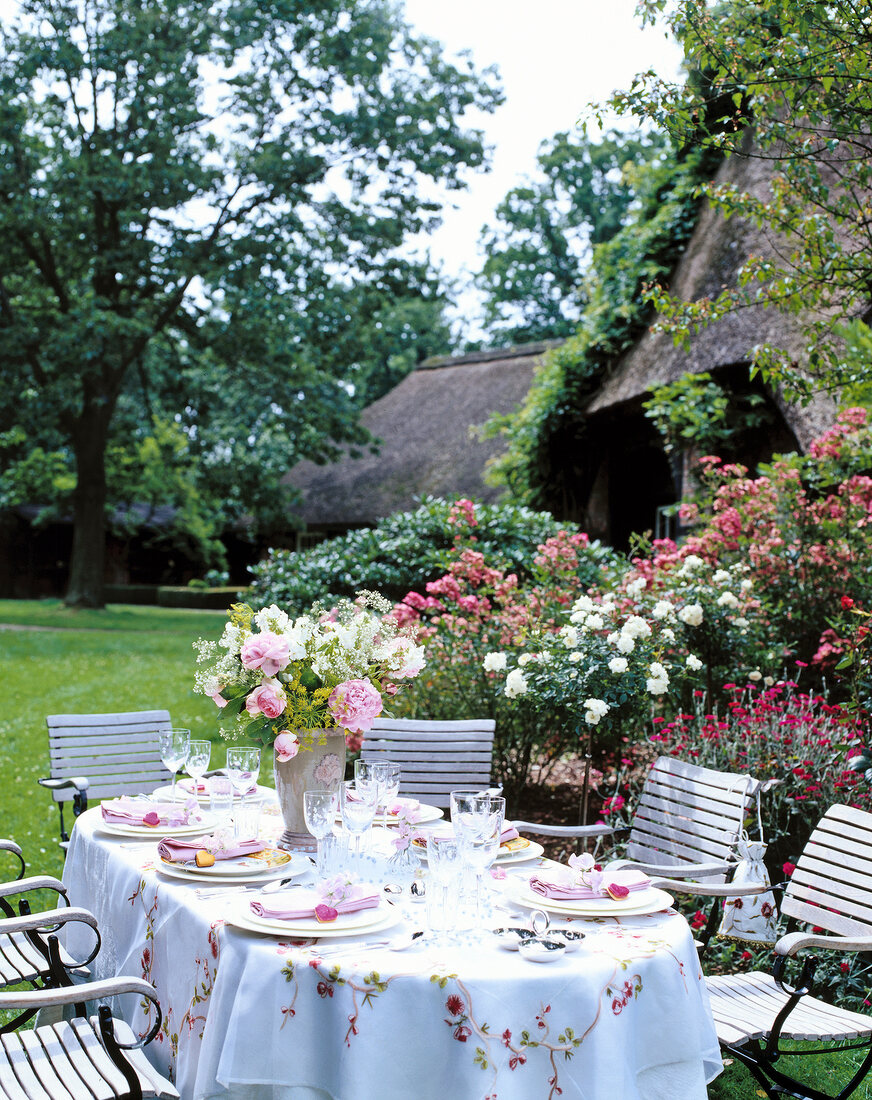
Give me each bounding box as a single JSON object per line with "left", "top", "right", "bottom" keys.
{"left": 1, "top": 599, "right": 870, "bottom": 1098}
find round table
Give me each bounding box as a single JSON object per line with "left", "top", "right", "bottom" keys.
{"left": 62, "top": 803, "right": 722, "bottom": 1100}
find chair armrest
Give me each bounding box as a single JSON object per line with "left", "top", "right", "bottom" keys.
{"left": 652, "top": 878, "right": 777, "bottom": 897}
{"left": 775, "top": 931, "right": 872, "bottom": 957}
{"left": 614, "top": 859, "right": 734, "bottom": 879}
{"left": 510, "top": 820, "right": 619, "bottom": 839}
{"left": 0, "top": 975, "right": 155, "bottom": 1010}
{"left": 0, "top": 906, "right": 97, "bottom": 936}
{"left": 39, "top": 776, "right": 90, "bottom": 793}
{"left": 0, "top": 875, "right": 68, "bottom": 901}
{"left": 0, "top": 839, "right": 25, "bottom": 880}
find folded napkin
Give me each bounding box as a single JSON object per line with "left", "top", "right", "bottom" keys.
{"left": 529, "top": 868, "right": 651, "bottom": 901}
{"left": 348, "top": 791, "right": 420, "bottom": 815}
{"left": 157, "top": 835, "right": 263, "bottom": 863}
{"left": 180, "top": 776, "right": 257, "bottom": 797}
{"left": 101, "top": 798, "right": 194, "bottom": 827}
{"left": 501, "top": 824, "right": 519, "bottom": 843}
{"left": 249, "top": 886, "right": 380, "bottom": 922}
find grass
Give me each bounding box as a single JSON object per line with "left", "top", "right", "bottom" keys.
{"left": 1, "top": 598, "right": 871, "bottom": 1097}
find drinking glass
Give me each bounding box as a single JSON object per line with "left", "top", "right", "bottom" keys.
{"left": 225, "top": 746, "right": 261, "bottom": 800}
{"left": 185, "top": 740, "right": 212, "bottom": 797}
{"left": 353, "top": 760, "right": 381, "bottom": 807}
{"left": 340, "top": 779, "right": 378, "bottom": 858}
{"left": 371, "top": 761, "right": 402, "bottom": 825}
{"left": 426, "top": 832, "right": 463, "bottom": 940}
{"left": 450, "top": 791, "right": 506, "bottom": 922}
{"left": 234, "top": 796, "right": 263, "bottom": 840}
{"left": 159, "top": 728, "right": 191, "bottom": 803}
{"left": 304, "top": 789, "right": 338, "bottom": 877}
{"left": 209, "top": 775, "right": 234, "bottom": 825}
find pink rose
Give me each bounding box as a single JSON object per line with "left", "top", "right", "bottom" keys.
{"left": 245, "top": 682, "right": 286, "bottom": 720}
{"left": 240, "top": 631, "right": 290, "bottom": 676}
{"left": 274, "top": 731, "right": 300, "bottom": 762}
{"left": 208, "top": 689, "right": 228, "bottom": 709}
{"left": 328, "top": 678, "right": 383, "bottom": 734}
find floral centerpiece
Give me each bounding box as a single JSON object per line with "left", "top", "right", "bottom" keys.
{"left": 194, "top": 590, "right": 425, "bottom": 850}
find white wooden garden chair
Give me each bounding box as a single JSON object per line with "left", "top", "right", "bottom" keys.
{"left": 39, "top": 711, "right": 174, "bottom": 845}
{"left": 0, "top": 974, "right": 179, "bottom": 1099}
{"left": 359, "top": 717, "right": 496, "bottom": 808}
{"left": 696, "top": 803, "right": 872, "bottom": 1100}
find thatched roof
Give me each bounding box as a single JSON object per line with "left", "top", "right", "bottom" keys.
{"left": 287, "top": 342, "right": 557, "bottom": 528}
{"left": 585, "top": 130, "right": 841, "bottom": 448}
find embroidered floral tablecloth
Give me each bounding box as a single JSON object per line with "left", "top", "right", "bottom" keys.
{"left": 63, "top": 806, "right": 722, "bottom": 1100}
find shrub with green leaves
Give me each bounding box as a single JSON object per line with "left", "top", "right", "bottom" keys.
{"left": 248, "top": 496, "right": 620, "bottom": 614}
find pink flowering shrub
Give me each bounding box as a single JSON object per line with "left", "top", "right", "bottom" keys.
{"left": 390, "top": 508, "right": 619, "bottom": 804}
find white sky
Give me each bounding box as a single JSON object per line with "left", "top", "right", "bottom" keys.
{"left": 401, "top": 0, "right": 684, "bottom": 290}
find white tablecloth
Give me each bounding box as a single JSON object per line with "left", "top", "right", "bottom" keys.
{"left": 63, "top": 805, "right": 722, "bottom": 1100}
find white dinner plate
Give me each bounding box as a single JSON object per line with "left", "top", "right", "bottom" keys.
{"left": 225, "top": 896, "right": 401, "bottom": 939}
{"left": 506, "top": 881, "right": 674, "bottom": 918}
{"left": 153, "top": 782, "right": 270, "bottom": 804}
{"left": 412, "top": 835, "right": 545, "bottom": 865}
{"left": 157, "top": 850, "right": 310, "bottom": 886}
{"left": 97, "top": 813, "right": 219, "bottom": 839}
{"left": 336, "top": 803, "right": 443, "bottom": 826}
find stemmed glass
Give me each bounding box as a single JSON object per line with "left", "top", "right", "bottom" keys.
{"left": 159, "top": 728, "right": 191, "bottom": 804}
{"left": 427, "top": 832, "right": 463, "bottom": 941}
{"left": 340, "top": 779, "right": 378, "bottom": 859}
{"left": 185, "top": 740, "right": 211, "bottom": 797}
{"left": 225, "top": 746, "right": 261, "bottom": 801}
{"left": 304, "top": 789, "right": 338, "bottom": 877}
{"left": 372, "top": 761, "right": 402, "bottom": 826}
{"left": 450, "top": 791, "right": 506, "bottom": 922}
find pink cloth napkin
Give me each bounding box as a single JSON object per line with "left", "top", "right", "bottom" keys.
{"left": 501, "top": 824, "right": 520, "bottom": 843}
{"left": 528, "top": 868, "right": 651, "bottom": 900}
{"left": 348, "top": 791, "right": 420, "bottom": 815}
{"left": 157, "top": 835, "right": 264, "bottom": 863}
{"left": 179, "top": 777, "right": 257, "bottom": 797}
{"left": 101, "top": 799, "right": 193, "bottom": 827}
{"left": 249, "top": 887, "right": 380, "bottom": 921}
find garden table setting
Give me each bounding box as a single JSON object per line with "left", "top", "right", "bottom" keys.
{"left": 61, "top": 780, "right": 723, "bottom": 1100}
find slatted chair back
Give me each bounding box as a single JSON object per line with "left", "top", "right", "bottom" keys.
{"left": 44, "top": 710, "right": 174, "bottom": 804}
{"left": 359, "top": 718, "right": 496, "bottom": 808}
{"left": 781, "top": 803, "right": 872, "bottom": 936}
{"left": 625, "top": 755, "right": 761, "bottom": 883}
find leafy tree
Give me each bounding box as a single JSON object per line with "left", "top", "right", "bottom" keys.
{"left": 0, "top": 0, "right": 499, "bottom": 606}
{"left": 476, "top": 128, "right": 668, "bottom": 344}
{"left": 607, "top": 0, "right": 872, "bottom": 398}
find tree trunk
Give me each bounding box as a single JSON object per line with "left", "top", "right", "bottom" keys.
{"left": 64, "top": 408, "right": 111, "bottom": 609}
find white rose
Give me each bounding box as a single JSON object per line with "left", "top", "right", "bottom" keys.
{"left": 616, "top": 634, "right": 636, "bottom": 654}
{"left": 716, "top": 591, "right": 739, "bottom": 609}
{"left": 626, "top": 577, "right": 646, "bottom": 598}
{"left": 686, "top": 654, "right": 703, "bottom": 671}
{"left": 748, "top": 670, "right": 763, "bottom": 682}
{"left": 607, "top": 631, "right": 620, "bottom": 645}
{"left": 646, "top": 677, "right": 669, "bottom": 696}
{"left": 504, "top": 669, "right": 529, "bottom": 699}
{"left": 518, "top": 653, "right": 534, "bottom": 667}
{"left": 712, "top": 569, "right": 731, "bottom": 584}
{"left": 741, "top": 579, "right": 753, "bottom": 590}
{"left": 649, "top": 661, "right": 668, "bottom": 681}
{"left": 568, "top": 652, "right": 583, "bottom": 664}
{"left": 584, "top": 698, "right": 610, "bottom": 724}
{"left": 608, "top": 657, "right": 628, "bottom": 674}
{"left": 678, "top": 603, "right": 704, "bottom": 627}
{"left": 572, "top": 594, "right": 596, "bottom": 613}
{"left": 560, "top": 625, "right": 579, "bottom": 648}
{"left": 622, "top": 615, "right": 652, "bottom": 640}
{"left": 651, "top": 600, "right": 674, "bottom": 620}
{"left": 734, "top": 617, "right": 749, "bottom": 629}
{"left": 483, "top": 652, "right": 507, "bottom": 672}
{"left": 661, "top": 627, "right": 676, "bottom": 641}
{"left": 681, "top": 554, "right": 704, "bottom": 572}
{"left": 584, "top": 613, "right": 605, "bottom": 631}
{"left": 763, "top": 675, "right": 775, "bottom": 687}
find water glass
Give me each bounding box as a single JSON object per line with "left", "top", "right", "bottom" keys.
{"left": 372, "top": 761, "right": 402, "bottom": 824}
{"left": 353, "top": 760, "right": 381, "bottom": 809}
{"left": 340, "top": 779, "right": 378, "bottom": 857}
{"left": 159, "top": 728, "right": 191, "bottom": 802}
{"left": 450, "top": 791, "right": 506, "bottom": 923}
{"left": 233, "top": 796, "right": 263, "bottom": 841}
{"left": 209, "top": 775, "right": 234, "bottom": 825}
{"left": 304, "top": 789, "right": 338, "bottom": 877}
{"left": 426, "top": 832, "right": 463, "bottom": 938}
{"left": 225, "top": 746, "right": 261, "bottom": 798}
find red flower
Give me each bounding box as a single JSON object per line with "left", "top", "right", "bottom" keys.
{"left": 453, "top": 1024, "right": 471, "bottom": 1043}
{"left": 842, "top": 596, "right": 855, "bottom": 610}
{"left": 445, "top": 994, "right": 464, "bottom": 1017}
{"left": 690, "top": 910, "right": 707, "bottom": 930}
{"left": 783, "top": 862, "right": 796, "bottom": 877}
{"left": 502, "top": 1028, "right": 512, "bottom": 1046}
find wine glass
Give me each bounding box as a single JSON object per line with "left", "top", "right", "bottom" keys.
{"left": 427, "top": 832, "right": 463, "bottom": 940}
{"left": 450, "top": 791, "right": 505, "bottom": 922}
{"left": 371, "top": 761, "right": 402, "bottom": 826}
{"left": 158, "top": 728, "right": 191, "bottom": 803}
{"left": 304, "top": 789, "right": 338, "bottom": 877}
{"left": 340, "top": 779, "right": 378, "bottom": 859}
{"left": 354, "top": 759, "right": 383, "bottom": 826}
{"left": 185, "top": 740, "right": 211, "bottom": 797}
{"left": 225, "top": 746, "right": 261, "bottom": 800}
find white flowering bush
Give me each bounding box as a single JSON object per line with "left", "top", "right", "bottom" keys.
{"left": 485, "top": 589, "right": 704, "bottom": 745}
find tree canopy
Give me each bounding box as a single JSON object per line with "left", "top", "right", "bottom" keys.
{"left": 606, "top": 0, "right": 872, "bottom": 398}
{"left": 0, "top": 0, "right": 500, "bottom": 604}
{"left": 475, "top": 128, "right": 668, "bottom": 345}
